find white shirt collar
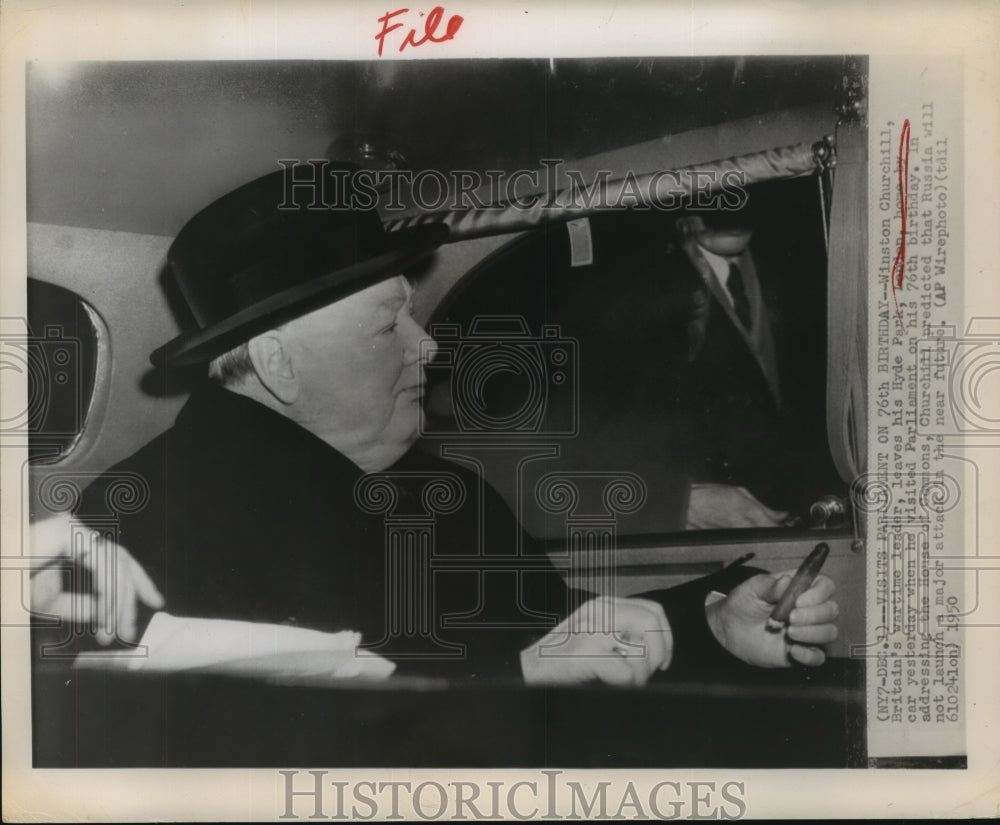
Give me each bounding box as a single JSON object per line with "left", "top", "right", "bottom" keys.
{"left": 695, "top": 242, "right": 738, "bottom": 289}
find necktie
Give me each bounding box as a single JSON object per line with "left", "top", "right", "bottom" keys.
{"left": 727, "top": 261, "right": 752, "bottom": 331}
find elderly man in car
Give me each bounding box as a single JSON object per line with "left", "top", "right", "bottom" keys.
{"left": 68, "top": 162, "right": 838, "bottom": 686}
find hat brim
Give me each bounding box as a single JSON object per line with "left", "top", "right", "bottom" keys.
{"left": 150, "top": 222, "right": 448, "bottom": 367}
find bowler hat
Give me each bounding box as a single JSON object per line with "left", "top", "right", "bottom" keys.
{"left": 150, "top": 162, "right": 448, "bottom": 367}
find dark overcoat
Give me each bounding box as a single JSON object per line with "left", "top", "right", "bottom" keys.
{"left": 77, "top": 383, "right": 746, "bottom": 681}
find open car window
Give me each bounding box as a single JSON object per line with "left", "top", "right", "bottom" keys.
{"left": 417, "top": 176, "right": 845, "bottom": 540}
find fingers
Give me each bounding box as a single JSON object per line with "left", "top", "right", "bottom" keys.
{"left": 128, "top": 553, "right": 166, "bottom": 609}
{"left": 794, "top": 574, "right": 836, "bottom": 607}
{"left": 111, "top": 555, "right": 138, "bottom": 645}
{"left": 590, "top": 653, "right": 642, "bottom": 687}
{"left": 591, "top": 630, "right": 654, "bottom": 686}
{"left": 44, "top": 593, "right": 95, "bottom": 625}
{"left": 521, "top": 640, "right": 642, "bottom": 686}
{"left": 29, "top": 566, "right": 65, "bottom": 614}
{"left": 85, "top": 535, "right": 120, "bottom": 644}
{"left": 609, "top": 643, "right": 650, "bottom": 686}
{"left": 81, "top": 533, "right": 161, "bottom": 645}
{"left": 730, "top": 572, "right": 793, "bottom": 608}
{"left": 764, "top": 573, "right": 793, "bottom": 603}
{"left": 770, "top": 571, "right": 835, "bottom": 599}
{"left": 788, "top": 643, "right": 827, "bottom": 667}
{"left": 767, "top": 570, "right": 836, "bottom": 608}
{"left": 526, "top": 632, "right": 649, "bottom": 686}
{"left": 100, "top": 553, "right": 165, "bottom": 645}
{"left": 786, "top": 589, "right": 839, "bottom": 657}
{"left": 620, "top": 597, "right": 672, "bottom": 670}
{"left": 610, "top": 632, "right": 664, "bottom": 682}
{"left": 787, "top": 620, "right": 838, "bottom": 644}
{"left": 27, "top": 512, "right": 74, "bottom": 570}
{"left": 789, "top": 599, "right": 839, "bottom": 626}
{"left": 615, "top": 599, "right": 671, "bottom": 674}
{"left": 29, "top": 516, "right": 162, "bottom": 646}
{"left": 560, "top": 597, "right": 673, "bottom": 684}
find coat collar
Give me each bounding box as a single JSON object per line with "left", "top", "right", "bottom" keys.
{"left": 175, "top": 381, "right": 366, "bottom": 482}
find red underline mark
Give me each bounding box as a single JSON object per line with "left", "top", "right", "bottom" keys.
{"left": 890, "top": 119, "right": 911, "bottom": 334}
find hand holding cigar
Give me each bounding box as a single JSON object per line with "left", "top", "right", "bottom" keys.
{"left": 766, "top": 542, "right": 830, "bottom": 632}
{"left": 705, "top": 544, "right": 838, "bottom": 668}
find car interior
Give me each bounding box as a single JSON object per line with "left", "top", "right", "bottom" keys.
{"left": 22, "top": 56, "right": 868, "bottom": 766}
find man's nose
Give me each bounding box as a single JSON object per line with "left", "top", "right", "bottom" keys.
{"left": 404, "top": 316, "right": 438, "bottom": 365}
{"left": 420, "top": 332, "right": 439, "bottom": 364}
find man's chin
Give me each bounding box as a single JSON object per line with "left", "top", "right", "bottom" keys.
{"left": 401, "top": 408, "right": 423, "bottom": 444}
{"left": 695, "top": 229, "right": 753, "bottom": 256}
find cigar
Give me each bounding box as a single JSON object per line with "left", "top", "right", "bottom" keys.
{"left": 766, "top": 542, "right": 829, "bottom": 632}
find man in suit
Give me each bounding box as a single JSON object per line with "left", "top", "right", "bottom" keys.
{"left": 669, "top": 195, "right": 842, "bottom": 524}
{"left": 65, "top": 163, "right": 838, "bottom": 687}
{"left": 418, "top": 199, "right": 838, "bottom": 532}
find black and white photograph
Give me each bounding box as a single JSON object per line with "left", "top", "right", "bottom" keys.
{"left": 2, "top": 1, "right": 997, "bottom": 820}
{"left": 22, "top": 52, "right": 866, "bottom": 768}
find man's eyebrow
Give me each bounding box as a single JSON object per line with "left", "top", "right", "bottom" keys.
{"left": 376, "top": 291, "right": 409, "bottom": 313}
{"left": 369, "top": 293, "right": 408, "bottom": 325}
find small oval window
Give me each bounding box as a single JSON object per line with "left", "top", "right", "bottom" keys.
{"left": 24, "top": 279, "right": 101, "bottom": 463}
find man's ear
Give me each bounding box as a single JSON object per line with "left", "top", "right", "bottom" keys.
{"left": 247, "top": 331, "right": 299, "bottom": 405}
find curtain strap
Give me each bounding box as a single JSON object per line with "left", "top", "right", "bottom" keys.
{"left": 385, "top": 139, "right": 833, "bottom": 242}
{"left": 825, "top": 119, "right": 868, "bottom": 481}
